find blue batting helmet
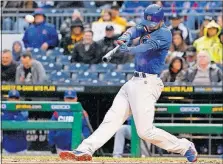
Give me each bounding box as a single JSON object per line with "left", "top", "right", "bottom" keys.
{"left": 142, "top": 4, "right": 164, "bottom": 28}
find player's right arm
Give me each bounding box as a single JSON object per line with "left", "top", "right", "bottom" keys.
{"left": 117, "top": 25, "right": 145, "bottom": 44}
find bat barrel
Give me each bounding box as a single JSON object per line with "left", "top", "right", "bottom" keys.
{"left": 102, "top": 45, "right": 120, "bottom": 63}
{"left": 102, "top": 56, "right": 111, "bottom": 63}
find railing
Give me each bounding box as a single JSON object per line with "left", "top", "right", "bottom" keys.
{"left": 1, "top": 101, "right": 83, "bottom": 150}
{"left": 2, "top": 101, "right": 222, "bottom": 156}
{"left": 2, "top": 11, "right": 222, "bottom": 33}
{"left": 131, "top": 103, "right": 223, "bottom": 157}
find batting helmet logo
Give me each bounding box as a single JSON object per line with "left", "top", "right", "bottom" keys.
{"left": 147, "top": 15, "right": 152, "bottom": 21}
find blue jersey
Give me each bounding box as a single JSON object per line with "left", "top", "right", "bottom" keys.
{"left": 48, "top": 110, "right": 91, "bottom": 150}
{"left": 126, "top": 24, "right": 172, "bottom": 74}
{"left": 2, "top": 111, "right": 28, "bottom": 153}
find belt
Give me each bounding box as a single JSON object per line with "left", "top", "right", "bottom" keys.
{"left": 133, "top": 71, "right": 157, "bottom": 78}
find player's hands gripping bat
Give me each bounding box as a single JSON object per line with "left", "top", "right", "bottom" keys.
{"left": 102, "top": 33, "right": 131, "bottom": 63}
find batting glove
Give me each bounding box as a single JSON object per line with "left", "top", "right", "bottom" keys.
{"left": 119, "top": 43, "right": 130, "bottom": 52}
{"left": 117, "top": 33, "right": 131, "bottom": 45}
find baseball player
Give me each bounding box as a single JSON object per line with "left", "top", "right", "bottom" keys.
{"left": 59, "top": 4, "right": 197, "bottom": 162}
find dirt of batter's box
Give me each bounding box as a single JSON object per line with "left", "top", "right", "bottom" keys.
{"left": 2, "top": 162, "right": 223, "bottom": 164}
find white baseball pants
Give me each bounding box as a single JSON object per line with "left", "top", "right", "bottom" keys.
{"left": 77, "top": 74, "right": 191, "bottom": 155}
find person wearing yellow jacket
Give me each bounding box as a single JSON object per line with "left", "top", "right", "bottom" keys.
{"left": 98, "top": 5, "right": 127, "bottom": 31}
{"left": 193, "top": 20, "right": 222, "bottom": 64}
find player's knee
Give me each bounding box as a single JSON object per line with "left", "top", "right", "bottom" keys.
{"left": 137, "top": 127, "right": 154, "bottom": 141}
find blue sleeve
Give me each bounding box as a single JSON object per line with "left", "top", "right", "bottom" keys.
{"left": 125, "top": 25, "right": 145, "bottom": 40}
{"left": 1, "top": 112, "right": 13, "bottom": 120}
{"left": 45, "top": 26, "right": 58, "bottom": 47}
{"left": 22, "top": 30, "right": 31, "bottom": 48}
{"left": 48, "top": 112, "right": 58, "bottom": 146}
{"left": 14, "top": 111, "right": 29, "bottom": 121}
{"left": 128, "top": 32, "right": 172, "bottom": 54}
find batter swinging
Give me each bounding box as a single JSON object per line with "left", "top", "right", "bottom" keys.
{"left": 59, "top": 4, "right": 198, "bottom": 162}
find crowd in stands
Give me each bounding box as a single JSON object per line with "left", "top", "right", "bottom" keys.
{"left": 1, "top": 1, "right": 223, "bottom": 86}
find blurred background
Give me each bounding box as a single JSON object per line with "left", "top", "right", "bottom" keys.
{"left": 1, "top": 0, "right": 223, "bottom": 158}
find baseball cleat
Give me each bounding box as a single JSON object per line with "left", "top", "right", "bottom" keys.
{"left": 184, "top": 143, "right": 198, "bottom": 162}
{"left": 59, "top": 150, "right": 92, "bottom": 161}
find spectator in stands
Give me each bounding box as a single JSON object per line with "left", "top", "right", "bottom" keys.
{"left": 97, "top": 25, "right": 131, "bottom": 64}
{"left": 97, "top": 25, "right": 117, "bottom": 58}
{"left": 35, "top": 0, "right": 54, "bottom": 8}
{"left": 54, "top": 1, "right": 83, "bottom": 8}
{"left": 60, "top": 9, "right": 84, "bottom": 38}
{"left": 121, "top": 0, "right": 150, "bottom": 13}
{"left": 199, "top": 16, "right": 213, "bottom": 37}
{"left": 2, "top": 90, "right": 28, "bottom": 154}
{"left": 193, "top": 20, "right": 222, "bottom": 64}
{"left": 48, "top": 89, "right": 91, "bottom": 153}
{"left": 183, "top": 46, "right": 197, "bottom": 68}
{"left": 110, "top": 5, "right": 128, "bottom": 31}
{"left": 185, "top": 51, "right": 222, "bottom": 85}
{"left": 98, "top": 10, "right": 112, "bottom": 22}
{"left": 4, "top": 1, "right": 37, "bottom": 8}
{"left": 217, "top": 15, "right": 223, "bottom": 28}
{"left": 12, "top": 41, "right": 23, "bottom": 62}
{"left": 1, "top": 49, "right": 18, "bottom": 83}
{"left": 160, "top": 56, "right": 185, "bottom": 83}
{"left": 24, "top": 0, "right": 38, "bottom": 9}
{"left": 214, "top": 29, "right": 223, "bottom": 64}
{"left": 22, "top": 9, "right": 58, "bottom": 51}
{"left": 60, "top": 19, "right": 84, "bottom": 55}
{"left": 168, "top": 13, "right": 192, "bottom": 44}
{"left": 16, "top": 51, "right": 46, "bottom": 84}
{"left": 71, "top": 30, "right": 101, "bottom": 64}
{"left": 169, "top": 31, "right": 188, "bottom": 56}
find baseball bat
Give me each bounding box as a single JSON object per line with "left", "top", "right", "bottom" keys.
{"left": 102, "top": 45, "right": 120, "bottom": 63}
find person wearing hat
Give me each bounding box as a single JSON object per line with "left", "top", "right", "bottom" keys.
{"left": 48, "top": 90, "right": 91, "bottom": 154}
{"left": 60, "top": 18, "right": 84, "bottom": 54}
{"left": 97, "top": 25, "right": 132, "bottom": 64}
{"left": 193, "top": 20, "right": 222, "bottom": 64}
{"left": 22, "top": 9, "right": 58, "bottom": 51}
{"left": 15, "top": 51, "right": 46, "bottom": 84}
{"left": 60, "top": 9, "right": 84, "bottom": 38}
{"left": 199, "top": 16, "right": 213, "bottom": 37}
{"left": 183, "top": 46, "right": 197, "bottom": 68}
{"left": 2, "top": 90, "right": 29, "bottom": 154}
{"left": 168, "top": 13, "right": 192, "bottom": 44}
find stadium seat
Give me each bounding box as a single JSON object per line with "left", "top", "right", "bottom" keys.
{"left": 74, "top": 72, "right": 98, "bottom": 81}
{"left": 79, "top": 80, "right": 107, "bottom": 86}
{"left": 116, "top": 63, "right": 135, "bottom": 73}
{"left": 31, "top": 48, "right": 46, "bottom": 56}
{"left": 99, "top": 72, "right": 126, "bottom": 82}
{"left": 126, "top": 73, "right": 134, "bottom": 80}
{"left": 89, "top": 63, "right": 117, "bottom": 72}
{"left": 46, "top": 47, "right": 64, "bottom": 57}
{"left": 106, "top": 80, "right": 126, "bottom": 86}
{"left": 56, "top": 55, "right": 72, "bottom": 64}
{"left": 44, "top": 63, "right": 63, "bottom": 73}
{"left": 50, "top": 71, "right": 70, "bottom": 82}
{"left": 36, "top": 55, "right": 56, "bottom": 63}
{"left": 64, "top": 63, "right": 89, "bottom": 73}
